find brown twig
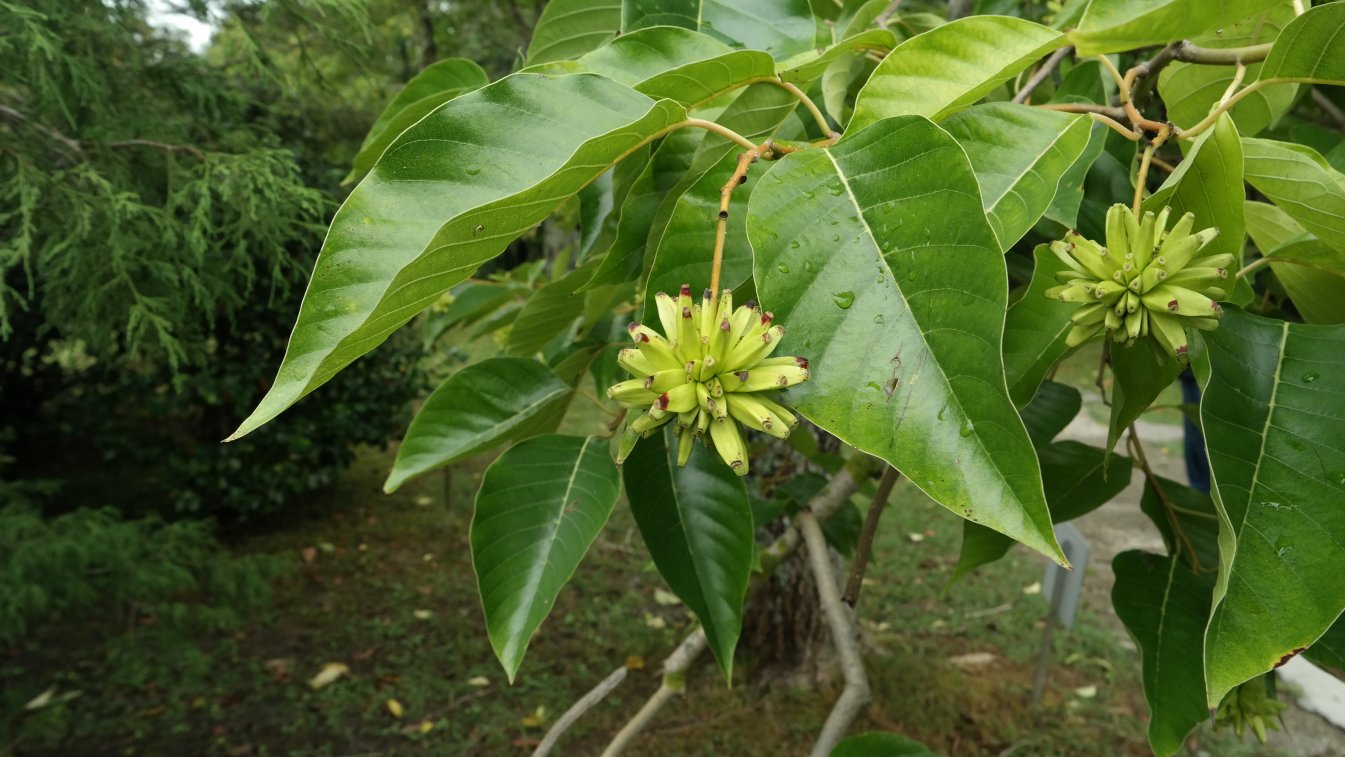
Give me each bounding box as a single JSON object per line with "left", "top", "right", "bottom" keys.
{"left": 1095, "top": 342, "right": 1111, "bottom": 405}
{"left": 711, "top": 140, "right": 774, "bottom": 294}
{"left": 842, "top": 466, "right": 901, "bottom": 607}
{"left": 1012, "top": 46, "right": 1074, "bottom": 104}
{"left": 1127, "top": 425, "right": 1205, "bottom": 574}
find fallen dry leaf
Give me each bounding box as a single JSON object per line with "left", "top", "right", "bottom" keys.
{"left": 625, "top": 656, "right": 645, "bottom": 670}
{"left": 263, "top": 658, "right": 294, "bottom": 682}
{"left": 467, "top": 676, "right": 490, "bottom": 687}
{"left": 386, "top": 698, "right": 404, "bottom": 718}
{"left": 653, "top": 589, "right": 681, "bottom": 606}
{"left": 948, "top": 652, "right": 997, "bottom": 670}
{"left": 1023, "top": 581, "right": 1042, "bottom": 596}
{"left": 1074, "top": 685, "right": 1098, "bottom": 699}
{"left": 520, "top": 705, "right": 548, "bottom": 728}
{"left": 413, "top": 609, "right": 433, "bottom": 620}
{"left": 300, "top": 547, "right": 317, "bottom": 565}
{"left": 308, "top": 662, "right": 350, "bottom": 690}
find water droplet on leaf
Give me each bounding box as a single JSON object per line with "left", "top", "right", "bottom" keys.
{"left": 777, "top": 263, "right": 790, "bottom": 274}
{"left": 959, "top": 420, "right": 975, "bottom": 438}
{"left": 1302, "top": 372, "right": 1320, "bottom": 383}
{"left": 833, "top": 291, "right": 854, "bottom": 309}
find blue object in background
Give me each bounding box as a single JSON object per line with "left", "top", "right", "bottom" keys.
{"left": 1179, "top": 369, "right": 1210, "bottom": 493}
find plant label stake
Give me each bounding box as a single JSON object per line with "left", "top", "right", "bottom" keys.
{"left": 1031, "top": 523, "right": 1090, "bottom": 705}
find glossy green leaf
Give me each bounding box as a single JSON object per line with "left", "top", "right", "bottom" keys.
{"left": 1200, "top": 309, "right": 1345, "bottom": 706}
{"left": 944, "top": 104, "right": 1092, "bottom": 250}
{"left": 1107, "top": 340, "right": 1182, "bottom": 456}
{"left": 1137, "top": 474, "right": 1221, "bottom": 572}
{"left": 506, "top": 264, "right": 591, "bottom": 356}
{"left": 749, "top": 116, "right": 1064, "bottom": 564}
{"left": 622, "top": 428, "right": 753, "bottom": 680}
{"left": 831, "top": 732, "right": 939, "bottom": 757}
{"left": 621, "top": 0, "right": 818, "bottom": 59}
{"left": 1244, "top": 200, "right": 1345, "bottom": 322}
{"left": 346, "top": 59, "right": 489, "bottom": 184}
{"left": 1305, "top": 618, "right": 1345, "bottom": 675}
{"left": 1271, "top": 256, "right": 1345, "bottom": 325}
{"left": 1068, "top": 0, "right": 1282, "bottom": 57}
{"left": 1260, "top": 2, "right": 1345, "bottom": 83}
{"left": 585, "top": 128, "right": 704, "bottom": 288}
{"left": 1112, "top": 550, "right": 1214, "bottom": 757}
{"left": 643, "top": 149, "right": 763, "bottom": 304}
{"left": 1044, "top": 120, "right": 1108, "bottom": 229}
{"left": 1242, "top": 138, "right": 1345, "bottom": 256}
{"left": 849, "top": 16, "right": 1063, "bottom": 131}
{"left": 954, "top": 441, "right": 1131, "bottom": 581}
{"left": 776, "top": 29, "right": 897, "bottom": 85}
{"left": 567, "top": 26, "right": 734, "bottom": 87}
{"left": 429, "top": 283, "right": 521, "bottom": 334}
{"left": 1020, "top": 380, "right": 1083, "bottom": 449}
{"left": 1242, "top": 197, "right": 1345, "bottom": 318}
{"left": 472, "top": 434, "right": 621, "bottom": 680}
{"left": 230, "top": 74, "right": 686, "bottom": 440}
{"left": 1158, "top": 5, "right": 1296, "bottom": 137}
{"left": 384, "top": 358, "right": 571, "bottom": 492}
{"left": 1143, "top": 115, "right": 1245, "bottom": 261}
{"left": 1003, "top": 245, "right": 1079, "bottom": 408}
{"left": 525, "top": 0, "right": 622, "bottom": 65}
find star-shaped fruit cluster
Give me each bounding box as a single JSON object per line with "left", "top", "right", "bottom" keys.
{"left": 609, "top": 285, "right": 809, "bottom": 476}
{"left": 1046, "top": 203, "right": 1232, "bottom": 361}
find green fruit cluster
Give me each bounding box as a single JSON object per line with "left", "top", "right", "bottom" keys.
{"left": 1215, "top": 677, "right": 1287, "bottom": 743}
{"left": 609, "top": 285, "right": 809, "bottom": 476}
{"left": 1045, "top": 203, "right": 1232, "bottom": 361}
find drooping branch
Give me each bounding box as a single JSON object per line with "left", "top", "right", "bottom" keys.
{"left": 842, "top": 466, "right": 900, "bottom": 607}
{"left": 712, "top": 140, "right": 774, "bottom": 293}
{"left": 800, "top": 508, "right": 871, "bottom": 756}
{"left": 1127, "top": 425, "right": 1205, "bottom": 574}
{"left": 600, "top": 467, "right": 864, "bottom": 756}
{"left": 533, "top": 666, "right": 629, "bottom": 757}
{"left": 601, "top": 629, "right": 708, "bottom": 757}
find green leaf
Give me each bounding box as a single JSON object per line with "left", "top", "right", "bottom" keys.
{"left": 643, "top": 149, "right": 763, "bottom": 305}
{"left": 849, "top": 16, "right": 1063, "bottom": 130}
{"left": 831, "top": 732, "right": 939, "bottom": 757}
{"left": 567, "top": 26, "right": 734, "bottom": 88}
{"left": 428, "top": 283, "right": 521, "bottom": 334}
{"left": 1143, "top": 114, "right": 1245, "bottom": 262}
{"left": 1260, "top": 1, "right": 1345, "bottom": 84}
{"left": 1003, "top": 245, "right": 1080, "bottom": 408}
{"left": 621, "top": 0, "right": 819, "bottom": 60}
{"left": 229, "top": 74, "right": 686, "bottom": 440}
{"left": 384, "top": 358, "right": 571, "bottom": 492}
{"left": 953, "top": 441, "right": 1132, "bottom": 582}
{"left": 506, "top": 265, "right": 591, "bottom": 356}
{"left": 1305, "top": 617, "right": 1345, "bottom": 675}
{"left": 1020, "top": 380, "right": 1083, "bottom": 449}
{"left": 525, "top": 0, "right": 622, "bottom": 65}
{"left": 1158, "top": 5, "right": 1297, "bottom": 137}
{"left": 1199, "top": 308, "right": 1345, "bottom": 706}
{"left": 346, "top": 59, "right": 489, "bottom": 184}
{"left": 472, "top": 435, "right": 621, "bottom": 680}
{"left": 1068, "top": 0, "right": 1283, "bottom": 57}
{"left": 1242, "top": 137, "right": 1345, "bottom": 257}
{"left": 1137, "top": 474, "right": 1221, "bottom": 572}
{"left": 585, "top": 129, "right": 704, "bottom": 288}
{"left": 1044, "top": 120, "right": 1108, "bottom": 229}
{"left": 943, "top": 104, "right": 1092, "bottom": 250}
{"left": 748, "top": 116, "right": 1064, "bottom": 564}
{"left": 622, "top": 428, "right": 753, "bottom": 680}
{"left": 1268, "top": 249, "right": 1345, "bottom": 324}
{"left": 776, "top": 29, "right": 898, "bottom": 85}
{"left": 1107, "top": 339, "right": 1182, "bottom": 455}
{"left": 1112, "top": 551, "right": 1214, "bottom": 757}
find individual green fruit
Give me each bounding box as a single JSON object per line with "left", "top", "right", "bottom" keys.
{"left": 609, "top": 285, "right": 809, "bottom": 475}
{"left": 1045, "top": 203, "right": 1226, "bottom": 362}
